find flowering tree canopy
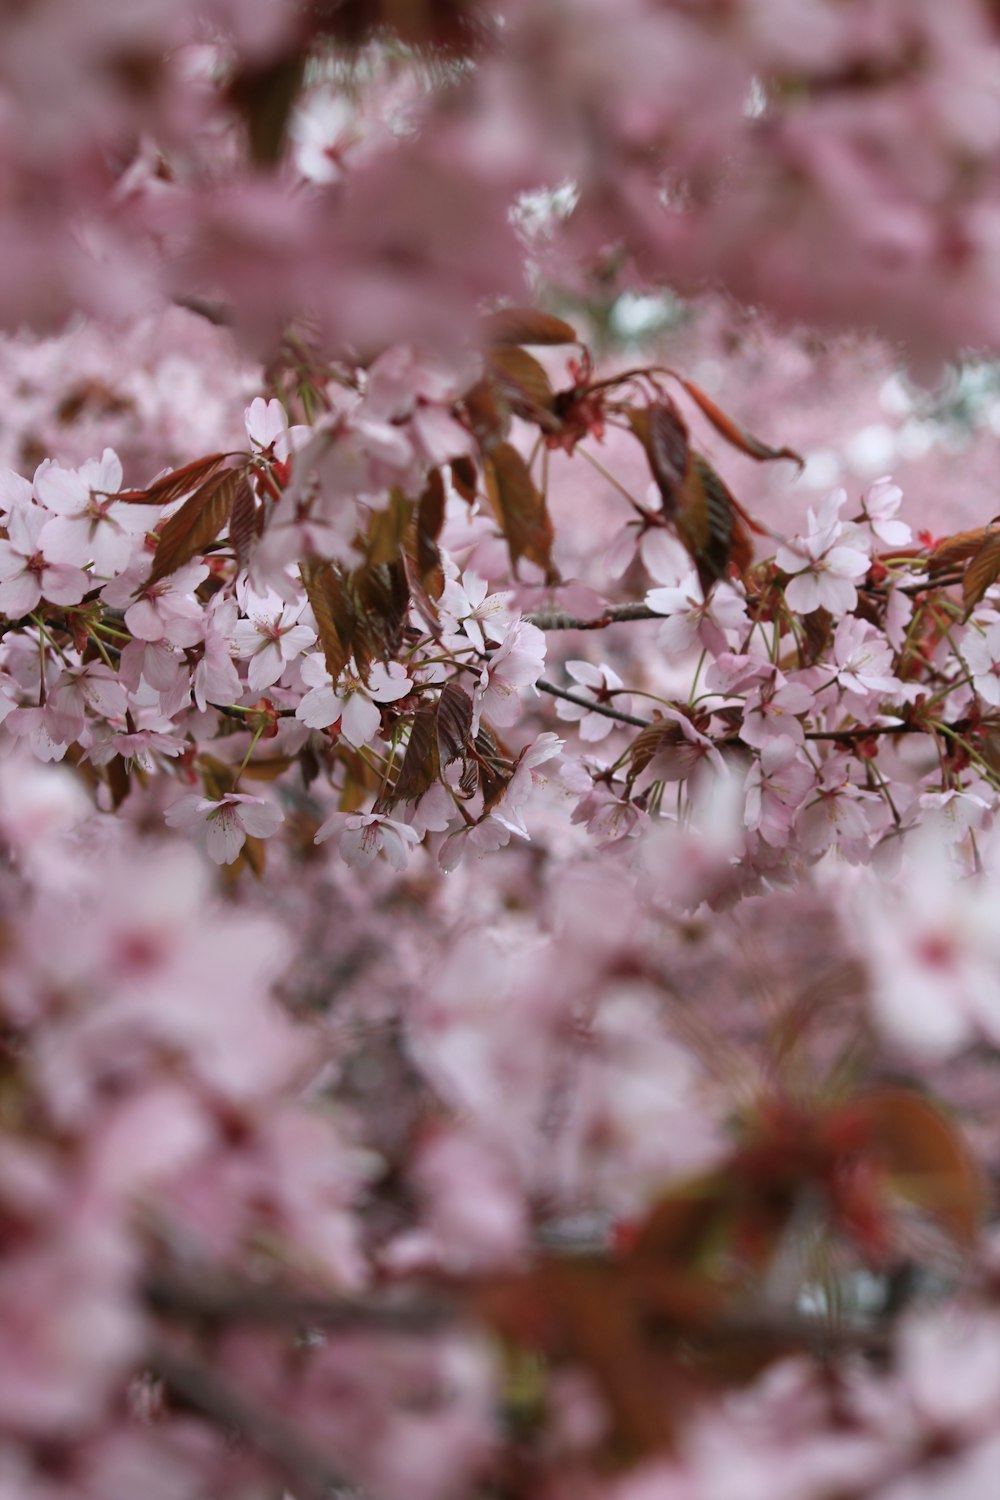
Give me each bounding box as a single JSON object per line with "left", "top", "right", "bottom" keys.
{"left": 8, "top": 4, "right": 1000, "bottom": 1499}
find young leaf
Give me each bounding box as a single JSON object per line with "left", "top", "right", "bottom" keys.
{"left": 450, "top": 455, "right": 479, "bottom": 505}
{"left": 436, "top": 681, "right": 473, "bottom": 766}
{"left": 147, "top": 467, "right": 244, "bottom": 585}
{"left": 300, "top": 558, "right": 350, "bottom": 682}
{"left": 392, "top": 707, "right": 439, "bottom": 803}
{"left": 928, "top": 526, "right": 1000, "bottom": 575}
{"left": 963, "top": 529, "right": 1000, "bottom": 611}
{"left": 228, "top": 476, "right": 260, "bottom": 571}
{"left": 675, "top": 379, "right": 804, "bottom": 470}
{"left": 675, "top": 455, "right": 753, "bottom": 594}
{"left": 486, "top": 345, "right": 556, "bottom": 416}
{"left": 855, "top": 1088, "right": 982, "bottom": 1246}
{"left": 482, "top": 307, "right": 578, "bottom": 346}
{"left": 117, "top": 452, "right": 228, "bottom": 506}
{"left": 485, "top": 441, "right": 558, "bottom": 581}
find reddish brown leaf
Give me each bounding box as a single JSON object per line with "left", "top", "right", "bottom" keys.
{"left": 300, "top": 558, "right": 350, "bottom": 682}
{"left": 486, "top": 441, "right": 558, "bottom": 581}
{"left": 147, "top": 467, "right": 244, "bottom": 585}
{"left": 117, "top": 452, "right": 228, "bottom": 506}
{"left": 414, "top": 470, "right": 447, "bottom": 600}
{"left": 641, "top": 399, "right": 691, "bottom": 518}
{"left": 474, "top": 725, "right": 512, "bottom": 808}
{"left": 855, "top": 1088, "right": 982, "bottom": 1246}
{"left": 367, "top": 489, "right": 412, "bottom": 567}
{"left": 355, "top": 561, "right": 410, "bottom": 667}
{"left": 486, "top": 346, "right": 556, "bottom": 416}
{"left": 928, "top": 526, "right": 1000, "bottom": 575}
{"left": 463, "top": 379, "right": 509, "bottom": 449}
{"left": 676, "top": 379, "right": 804, "bottom": 470}
{"left": 392, "top": 707, "right": 438, "bottom": 803}
{"left": 963, "top": 530, "right": 1000, "bottom": 612}
{"left": 675, "top": 455, "right": 753, "bottom": 594}
{"left": 450, "top": 455, "right": 478, "bottom": 505}
{"left": 482, "top": 307, "right": 578, "bottom": 346}
{"left": 436, "top": 681, "right": 473, "bottom": 765}
{"left": 227, "top": 476, "right": 259, "bottom": 571}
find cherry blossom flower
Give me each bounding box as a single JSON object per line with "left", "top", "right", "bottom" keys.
{"left": 775, "top": 489, "right": 871, "bottom": 616}
{"left": 858, "top": 476, "right": 912, "bottom": 547}
{"left": 296, "top": 654, "right": 413, "bottom": 745}
{"left": 740, "top": 669, "right": 814, "bottom": 748}
{"left": 440, "top": 570, "right": 513, "bottom": 651}
{"left": 645, "top": 569, "right": 748, "bottom": 656}
{"left": 101, "top": 559, "right": 208, "bottom": 646}
{"left": 35, "top": 449, "right": 149, "bottom": 578}
{"left": 315, "top": 808, "right": 421, "bottom": 870}
{"left": 0, "top": 501, "right": 89, "bottom": 615}
{"left": 744, "top": 737, "right": 815, "bottom": 847}
{"left": 962, "top": 620, "right": 1000, "bottom": 705}
{"left": 243, "top": 396, "right": 309, "bottom": 465}
{"left": 230, "top": 586, "right": 316, "bottom": 692}
{"left": 553, "top": 661, "right": 628, "bottom": 742}
{"left": 473, "top": 620, "right": 546, "bottom": 730}
{"left": 165, "top": 791, "right": 284, "bottom": 864}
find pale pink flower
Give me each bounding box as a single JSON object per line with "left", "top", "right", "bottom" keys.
{"left": 35, "top": 449, "right": 149, "bottom": 578}
{"left": 193, "top": 594, "right": 242, "bottom": 711}
{"left": 231, "top": 587, "right": 316, "bottom": 691}
{"left": 645, "top": 569, "right": 748, "bottom": 656}
{"left": 488, "top": 733, "right": 564, "bottom": 839}
{"left": 740, "top": 670, "right": 814, "bottom": 748}
{"left": 315, "top": 808, "right": 421, "bottom": 870}
{"left": 48, "top": 664, "right": 128, "bottom": 742}
{"left": 101, "top": 559, "right": 208, "bottom": 646}
{"left": 165, "top": 791, "right": 284, "bottom": 864}
{"left": 88, "top": 727, "right": 187, "bottom": 772}
{"left": 858, "top": 476, "right": 911, "bottom": 547}
{"left": 744, "top": 738, "right": 815, "bottom": 847}
{"left": 473, "top": 619, "right": 545, "bottom": 730}
{"left": 244, "top": 396, "right": 309, "bottom": 464}
{"left": 858, "top": 834, "right": 1000, "bottom": 1055}
{"left": 829, "top": 616, "right": 908, "bottom": 715}
{"left": 554, "top": 661, "right": 627, "bottom": 742}
{"left": 441, "top": 570, "right": 513, "bottom": 651}
{"left": 963, "top": 621, "right": 1000, "bottom": 706}
{"left": 296, "top": 654, "right": 413, "bottom": 745}
{"left": 0, "top": 501, "right": 89, "bottom": 615}
{"left": 775, "top": 489, "right": 870, "bottom": 616}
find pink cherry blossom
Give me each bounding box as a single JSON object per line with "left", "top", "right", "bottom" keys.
{"left": 164, "top": 791, "right": 284, "bottom": 863}
{"left": 473, "top": 620, "right": 545, "bottom": 730}
{"left": 230, "top": 586, "right": 316, "bottom": 691}
{"left": 775, "top": 489, "right": 871, "bottom": 616}
{"left": 0, "top": 501, "right": 89, "bottom": 615}
{"left": 35, "top": 449, "right": 150, "bottom": 578}
{"left": 296, "top": 654, "right": 413, "bottom": 745}
{"left": 645, "top": 569, "right": 748, "bottom": 656}
{"left": 315, "top": 808, "right": 421, "bottom": 870}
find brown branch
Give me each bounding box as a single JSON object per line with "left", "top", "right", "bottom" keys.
{"left": 146, "top": 1269, "right": 455, "bottom": 1332}
{"left": 152, "top": 1344, "right": 352, "bottom": 1500}
{"left": 172, "top": 293, "right": 233, "bottom": 328}
{"left": 526, "top": 602, "right": 662, "bottom": 631}
{"left": 536, "top": 678, "right": 653, "bottom": 727}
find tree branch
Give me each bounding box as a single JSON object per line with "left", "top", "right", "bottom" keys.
{"left": 152, "top": 1344, "right": 352, "bottom": 1500}
{"left": 526, "top": 602, "right": 662, "bottom": 631}
{"left": 146, "top": 1269, "right": 455, "bottom": 1332}
{"left": 536, "top": 679, "right": 653, "bottom": 727}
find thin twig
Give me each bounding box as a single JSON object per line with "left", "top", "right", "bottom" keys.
{"left": 146, "top": 1270, "right": 455, "bottom": 1331}
{"left": 152, "top": 1344, "right": 352, "bottom": 1500}
{"left": 536, "top": 679, "right": 653, "bottom": 727}
{"left": 526, "top": 602, "right": 661, "bottom": 630}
